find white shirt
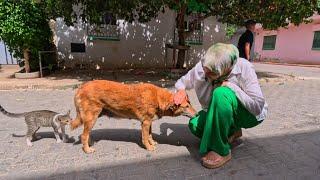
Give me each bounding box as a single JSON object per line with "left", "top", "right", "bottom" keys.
{"left": 175, "top": 58, "right": 268, "bottom": 121}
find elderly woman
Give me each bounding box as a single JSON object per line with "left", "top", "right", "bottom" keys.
{"left": 174, "top": 43, "right": 268, "bottom": 168}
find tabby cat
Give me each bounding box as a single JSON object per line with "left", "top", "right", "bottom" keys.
{"left": 0, "top": 105, "right": 71, "bottom": 146}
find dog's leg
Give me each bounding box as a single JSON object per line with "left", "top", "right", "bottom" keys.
{"left": 141, "top": 120, "right": 155, "bottom": 151}
{"left": 148, "top": 126, "right": 157, "bottom": 146}
{"left": 81, "top": 110, "right": 100, "bottom": 154}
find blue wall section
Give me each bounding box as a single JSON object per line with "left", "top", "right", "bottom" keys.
{"left": 0, "top": 41, "right": 17, "bottom": 64}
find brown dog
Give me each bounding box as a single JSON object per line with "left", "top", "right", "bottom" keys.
{"left": 70, "top": 80, "right": 196, "bottom": 153}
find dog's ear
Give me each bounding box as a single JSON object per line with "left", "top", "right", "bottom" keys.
{"left": 168, "top": 103, "right": 178, "bottom": 111}
{"left": 158, "top": 93, "right": 175, "bottom": 111}
{"left": 67, "top": 110, "right": 71, "bottom": 116}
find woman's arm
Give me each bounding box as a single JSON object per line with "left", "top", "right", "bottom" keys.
{"left": 174, "top": 62, "right": 201, "bottom": 104}
{"left": 175, "top": 62, "right": 200, "bottom": 90}
{"left": 226, "top": 64, "right": 265, "bottom": 116}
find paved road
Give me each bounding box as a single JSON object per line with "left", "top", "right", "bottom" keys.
{"left": 0, "top": 64, "right": 320, "bottom": 180}
{"left": 254, "top": 63, "right": 320, "bottom": 79}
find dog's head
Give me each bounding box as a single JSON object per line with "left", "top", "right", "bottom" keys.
{"left": 159, "top": 94, "right": 196, "bottom": 118}
{"left": 157, "top": 88, "right": 196, "bottom": 118}
{"left": 168, "top": 95, "right": 197, "bottom": 118}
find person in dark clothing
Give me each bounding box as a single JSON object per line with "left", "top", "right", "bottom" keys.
{"left": 237, "top": 20, "right": 256, "bottom": 61}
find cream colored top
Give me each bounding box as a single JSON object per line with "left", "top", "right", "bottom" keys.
{"left": 175, "top": 58, "right": 268, "bottom": 121}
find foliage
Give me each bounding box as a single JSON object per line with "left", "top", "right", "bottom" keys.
{"left": 45, "top": 0, "right": 319, "bottom": 67}
{"left": 44, "top": 0, "right": 320, "bottom": 30}
{"left": 205, "top": 0, "right": 320, "bottom": 30}
{"left": 0, "top": 0, "right": 52, "bottom": 72}
{"left": 225, "top": 24, "right": 238, "bottom": 39}
{"left": 43, "top": 0, "right": 320, "bottom": 68}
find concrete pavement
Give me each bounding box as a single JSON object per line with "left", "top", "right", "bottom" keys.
{"left": 0, "top": 63, "right": 319, "bottom": 180}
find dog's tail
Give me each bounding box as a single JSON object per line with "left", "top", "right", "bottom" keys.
{"left": 70, "top": 113, "right": 82, "bottom": 130}
{"left": 0, "top": 105, "right": 25, "bottom": 118}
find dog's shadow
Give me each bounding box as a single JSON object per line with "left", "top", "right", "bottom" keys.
{"left": 73, "top": 122, "right": 201, "bottom": 158}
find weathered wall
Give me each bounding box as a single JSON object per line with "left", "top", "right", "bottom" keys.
{"left": 53, "top": 8, "right": 227, "bottom": 69}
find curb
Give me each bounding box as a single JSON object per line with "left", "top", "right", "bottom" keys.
{"left": 254, "top": 62, "right": 320, "bottom": 68}
{"left": 0, "top": 83, "right": 82, "bottom": 90}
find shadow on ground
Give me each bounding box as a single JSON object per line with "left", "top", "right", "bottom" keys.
{"left": 72, "top": 123, "right": 201, "bottom": 158}
{"left": 256, "top": 71, "right": 281, "bottom": 78}
{"left": 15, "top": 125, "right": 320, "bottom": 180}
{"left": 0, "top": 64, "right": 293, "bottom": 89}
{"left": 45, "top": 68, "right": 188, "bottom": 88}
{"left": 43, "top": 68, "right": 292, "bottom": 89}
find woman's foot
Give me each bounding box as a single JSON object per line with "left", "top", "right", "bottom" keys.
{"left": 228, "top": 129, "right": 244, "bottom": 149}
{"left": 202, "top": 151, "right": 231, "bottom": 169}
{"left": 228, "top": 129, "right": 242, "bottom": 144}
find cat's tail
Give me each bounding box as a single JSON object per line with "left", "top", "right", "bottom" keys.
{"left": 70, "top": 113, "right": 82, "bottom": 130}
{"left": 0, "top": 105, "right": 25, "bottom": 118}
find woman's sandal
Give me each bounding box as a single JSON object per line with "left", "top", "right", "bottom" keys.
{"left": 202, "top": 151, "right": 232, "bottom": 169}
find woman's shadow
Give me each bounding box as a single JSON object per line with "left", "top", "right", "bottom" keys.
{"left": 73, "top": 122, "right": 201, "bottom": 159}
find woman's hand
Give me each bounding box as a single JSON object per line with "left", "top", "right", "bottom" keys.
{"left": 220, "top": 81, "right": 229, "bottom": 87}
{"left": 174, "top": 90, "right": 187, "bottom": 105}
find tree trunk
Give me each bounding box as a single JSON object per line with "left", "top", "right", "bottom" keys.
{"left": 23, "top": 49, "right": 31, "bottom": 73}
{"left": 175, "top": 4, "right": 187, "bottom": 69}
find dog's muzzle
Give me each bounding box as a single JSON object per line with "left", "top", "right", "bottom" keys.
{"left": 182, "top": 111, "right": 196, "bottom": 118}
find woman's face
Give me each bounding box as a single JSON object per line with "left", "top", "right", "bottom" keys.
{"left": 203, "top": 67, "right": 219, "bottom": 81}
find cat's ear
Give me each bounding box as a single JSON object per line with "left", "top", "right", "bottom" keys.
{"left": 67, "top": 110, "right": 71, "bottom": 116}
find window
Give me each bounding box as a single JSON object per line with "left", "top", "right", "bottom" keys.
{"left": 87, "top": 12, "right": 120, "bottom": 41}
{"left": 262, "top": 35, "right": 277, "bottom": 50}
{"left": 71, "top": 43, "right": 85, "bottom": 53}
{"left": 174, "top": 13, "right": 204, "bottom": 45}
{"left": 312, "top": 31, "right": 320, "bottom": 50}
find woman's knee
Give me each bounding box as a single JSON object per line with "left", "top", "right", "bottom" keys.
{"left": 211, "top": 87, "right": 235, "bottom": 115}
{"left": 212, "top": 87, "right": 231, "bottom": 99}
{"left": 212, "top": 87, "right": 235, "bottom": 107}
{"left": 188, "top": 118, "right": 197, "bottom": 134}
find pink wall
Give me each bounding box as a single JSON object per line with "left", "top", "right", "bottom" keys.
{"left": 254, "top": 17, "right": 320, "bottom": 65}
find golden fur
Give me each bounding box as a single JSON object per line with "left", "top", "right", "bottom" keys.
{"left": 70, "top": 80, "right": 196, "bottom": 153}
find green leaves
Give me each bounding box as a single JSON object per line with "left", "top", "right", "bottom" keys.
{"left": 226, "top": 24, "right": 238, "bottom": 39}
{"left": 50, "top": 0, "right": 319, "bottom": 30}
{"left": 1, "top": 0, "right": 318, "bottom": 61}
{"left": 207, "top": 0, "right": 319, "bottom": 30}
{"left": 0, "top": 0, "right": 52, "bottom": 69}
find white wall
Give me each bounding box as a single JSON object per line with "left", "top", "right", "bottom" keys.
{"left": 53, "top": 9, "right": 226, "bottom": 69}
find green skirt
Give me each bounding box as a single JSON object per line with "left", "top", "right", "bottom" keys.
{"left": 189, "top": 87, "right": 262, "bottom": 156}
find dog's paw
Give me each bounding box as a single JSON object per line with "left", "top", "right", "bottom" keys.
{"left": 146, "top": 145, "right": 156, "bottom": 151}
{"left": 83, "top": 147, "right": 95, "bottom": 154}
{"left": 56, "top": 139, "right": 62, "bottom": 143}
{"left": 148, "top": 139, "right": 158, "bottom": 146}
